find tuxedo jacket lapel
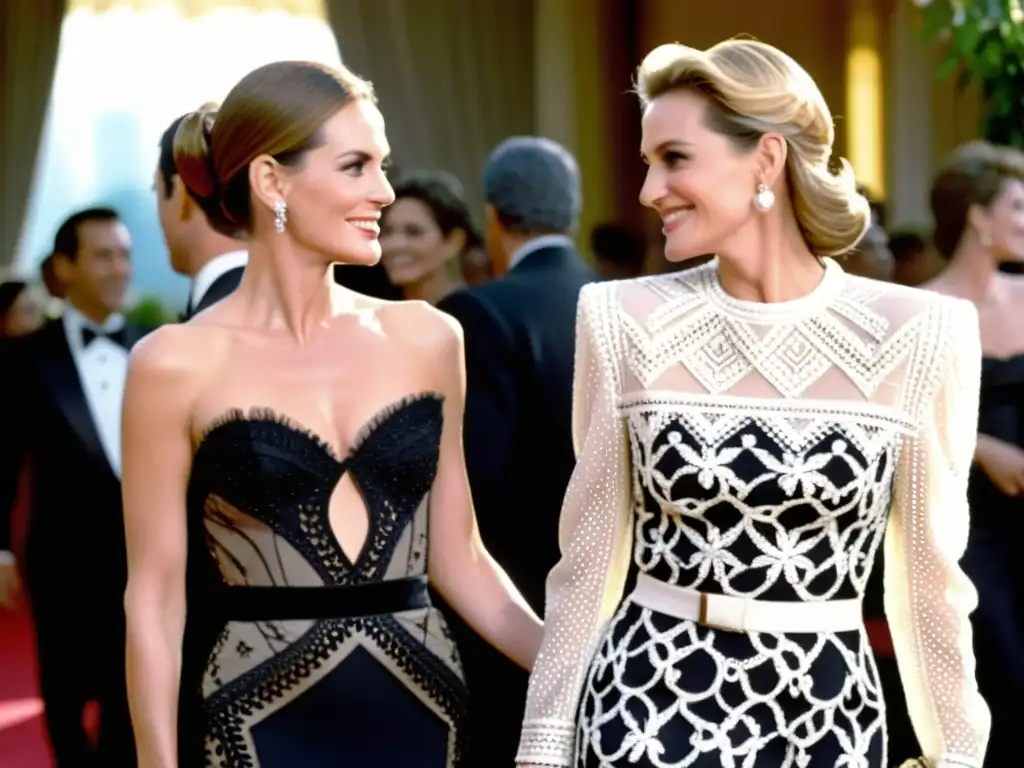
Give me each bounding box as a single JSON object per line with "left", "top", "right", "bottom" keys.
{"left": 32, "top": 321, "right": 109, "bottom": 471}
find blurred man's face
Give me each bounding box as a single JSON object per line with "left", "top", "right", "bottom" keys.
{"left": 56, "top": 219, "right": 132, "bottom": 319}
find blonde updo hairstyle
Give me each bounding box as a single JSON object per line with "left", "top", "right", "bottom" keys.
{"left": 636, "top": 40, "right": 870, "bottom": 257}
{"left": 172, "top": 61, "right": 375, "bottom": 238}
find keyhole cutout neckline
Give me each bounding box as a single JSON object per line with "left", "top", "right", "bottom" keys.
{"left": 192, "top": 391, "right": 445, "bottom": 568}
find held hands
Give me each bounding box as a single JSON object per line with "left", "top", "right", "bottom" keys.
{"left": 0, "top": 553, "right": 22, "bottom": 610}
{"left": 975, "top": 434, "right": 1024, "bottom": 496}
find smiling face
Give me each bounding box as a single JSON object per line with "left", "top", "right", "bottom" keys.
{"left": 275, "top": 99, "right": 395, "bottom": 265}
{"left": 57, "top": 218, "right": 132, "bottom": 317}
{"left": 639, "top": 89, "right": 766, "bottom": 263}
{"left": 379, "top": 197, "right": 463, "bottom": 286}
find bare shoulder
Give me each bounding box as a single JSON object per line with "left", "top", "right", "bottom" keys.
{"left": 382, "top": 299, "right": 463, "bottom": 357}
{"left": 127, "top": 323, "right": 231, "bottom": 396}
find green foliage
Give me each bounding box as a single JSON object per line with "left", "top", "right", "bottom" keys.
{"left": 125, "top": 295, "right": 175, "bottom": 328}
{"left": 919, "top": 0, "right": 1024, "bottom": 147}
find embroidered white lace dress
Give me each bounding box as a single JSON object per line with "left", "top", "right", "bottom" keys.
{"left": 516, "top": 258, "right": 990, "bottom": 768}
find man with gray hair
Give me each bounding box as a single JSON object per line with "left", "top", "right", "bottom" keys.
{"left": 438, "top": 136, "right": 597, "bottom": 764}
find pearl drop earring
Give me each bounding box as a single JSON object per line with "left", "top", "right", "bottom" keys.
{"left": 753, "top": 183, "right": 775, "bottom": 213}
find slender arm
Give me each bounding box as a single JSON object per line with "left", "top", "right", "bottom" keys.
{"left": 122, "top": 327, "right": 200, "bottom": 768}
{"left": 425, "top": 307, "right": 543, "bottom": 670}
{"left": 885, "top": 297, "right": 991, "bottom": 768}
{"left": 516, "top": 283, "right": 634, "bottom": 767}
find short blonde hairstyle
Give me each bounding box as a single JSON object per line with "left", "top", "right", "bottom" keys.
{"left": 636, "top": 40, "right": 870, "bottom": 256}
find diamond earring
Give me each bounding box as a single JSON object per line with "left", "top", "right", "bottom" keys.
{"left": 753, "top": 183, "right": 775, "bottom": 213}
{"left": 274, "top": 199, "right": 288, "bottom": 234}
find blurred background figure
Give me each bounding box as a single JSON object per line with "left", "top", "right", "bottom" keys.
{"left": 589, "top": 222, "right": 647, "bottom": 280}
{"left": 842, "top": 209, "right": 894, "bottom": 280}
{"left": 440, "top": 135, "right": 597, "bottom": 766}
{"left": 1, "top": 207, "right": 144, "bottom": 768}
{"left": 889, "top": 230, "right": 942, "bottom": 286}
{"left": 922, "top": 139, "right": 1024, "bottom": 768}
{"left": 38, "top": 254, "right": 66, "bottom": 303}
{"left": 0, "top": 282, "right": 45, "bottom": 339}
{"left": 458, "top": 238, "right": 493, "bottom": 287}
{"left": 379, "top": 169, "right": 479, "bottom": 304}
{"left": 155, "top": 111, "right": 248, "bottom": 319}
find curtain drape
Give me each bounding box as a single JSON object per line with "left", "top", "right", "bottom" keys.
{"left": 1, "top": 0, "right": 67, "bottom": 271}
{"left": 324, "top": 0, "right": 537, "bottom": 228}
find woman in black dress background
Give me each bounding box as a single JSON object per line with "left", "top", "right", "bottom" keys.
{"left": 924, "top": 140, "right": 1024, "bottom": 767}
{"left": 121, "top": 61, "right": 542, "bottom": 767}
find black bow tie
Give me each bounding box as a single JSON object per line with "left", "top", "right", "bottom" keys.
{"left": 81, "top": 326, "right": 127, "bottom": 348}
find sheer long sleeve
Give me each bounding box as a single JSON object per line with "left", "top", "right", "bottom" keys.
{"left": 885, "top": 297, "right": 991, "bottom": 768}
{"left": 516, "top": 282, "right": 634, "bottom": 766}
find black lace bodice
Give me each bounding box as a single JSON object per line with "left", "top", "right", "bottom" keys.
{"left": 186, "top": 392, "right": 444, "bottom": 588}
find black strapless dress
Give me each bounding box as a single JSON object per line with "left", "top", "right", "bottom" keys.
{"left": 179, "top": 393, "right": 469, "bottom": 767}
{"left": 963, "top": 355, "right": 1024, "bottom": 767}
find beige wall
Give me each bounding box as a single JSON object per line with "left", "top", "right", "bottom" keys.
{"left": 886, "top": 1, "right": 980, "bottom": 228}
{"left": 636, "top": 0, "right": 850, "bottom": 158}
{"left": 534, "top": 0, "right": 624, "bottom": 256}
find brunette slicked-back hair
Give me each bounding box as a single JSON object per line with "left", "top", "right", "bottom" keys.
{"left": 173, "top": 61, "right": 375, "bottom": 237}
{"left": 930, "top": 140, "right": 1024, "bottom": 259}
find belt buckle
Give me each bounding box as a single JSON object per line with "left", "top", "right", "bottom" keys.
{"left": 698, "top": 591, "right": 742, "bottom": 633}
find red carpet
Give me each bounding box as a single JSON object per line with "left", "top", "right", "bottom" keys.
{"left": 0, "top": 605, "right": 51, "bottom": 768}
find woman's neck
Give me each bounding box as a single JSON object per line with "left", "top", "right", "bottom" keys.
{"left": 402, "top": 269, "right": 463, "bottom": 306}
{"left": 931, "top": 244, "right": 1000, "bottom": 305}
{"left": 715, "top": 215, "right": 824, "bottom": 303}
{"left": 236, "top": 239, "right": 337, "bottom": 342}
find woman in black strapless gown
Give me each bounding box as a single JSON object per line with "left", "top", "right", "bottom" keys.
{"left": 964, "top": 354, "right": 1024, "bottom": 765}
{"left": 926, "top": 141, "right": 1024, "bottom": 767}
{"left": 121, "top": 61, "right": 543, "bottom": 768}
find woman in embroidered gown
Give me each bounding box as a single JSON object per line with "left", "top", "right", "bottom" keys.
{"left": 516, "top": 40, "right": 989, "bottom": 768}
{"left": 923, "top": 140, "right": 1024, "bottom": 767}
{"left": 121, "top": 61, "right": 542, "bottom": 768}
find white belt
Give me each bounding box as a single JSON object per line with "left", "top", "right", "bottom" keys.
{"left": 631, "top": 573, "right": 863, "bottom": 634}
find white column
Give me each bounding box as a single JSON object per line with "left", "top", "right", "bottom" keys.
{"left": 533, "top": 0, "right": 576, "bottom": 150}
{"left": 887, "top": 0, "right": 934, "bottom": 228}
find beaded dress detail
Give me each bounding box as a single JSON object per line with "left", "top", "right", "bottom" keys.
{"left": 186, "top": 393, "right": 468, "bottom": 767}
{"left": 516, "top": 259, "right": 990, "bottom": 768}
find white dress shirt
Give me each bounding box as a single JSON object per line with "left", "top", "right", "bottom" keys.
{"left": 507, "top": 234, "right": 575, "bottom": 271}
{"left": 62, "top": 306, "right": 129, "bottom": 478}
{"left": 189, "top": 250, "right": 248, "bottom": 312}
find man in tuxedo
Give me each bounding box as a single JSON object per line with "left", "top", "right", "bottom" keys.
{"left": 439, "top": 136, "right": 597, "bottom": 764}
{"left": 0, "top": 207, "right": 143, "bottom": 767}
{"left": 156, "top": 113, "right": 247, "bottom": 319}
